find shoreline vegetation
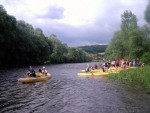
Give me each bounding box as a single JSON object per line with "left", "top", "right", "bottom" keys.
{"left": 105, "top": 2, "right": 150, "bottom": 91}
{"left": 108, "top": 66, "right": 150, "bottom": 90}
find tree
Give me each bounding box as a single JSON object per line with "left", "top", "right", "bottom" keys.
{"left": 66, "top": 47, "right": 90, "bottom": 63}
{"left": 141, "top": 52, "right": 150, "bottom": 65}
{"left": 121, "top": 10, "right": 138, "bottom": 35}
{"left": 33, "top": 28, "right": 51, "bottom": 63}
{"left": 144, "top": 1, "right": 150, "bottom": 52}
{"left": 121, "top": 10, "right": 139, "bottom": 59}
{"left": 145, "top": 0, "right": 150, "bottom": 26}
{"left": 0, "top": 5, "right": 18, "bottom": 66}
{"left": 48, "top": 34, "right": 68, "bottom": 63}
{"left": 105, "top": 31, "right": 125, "bottom": 60}
{"left": 105, "top": 10, "right": 146, "bottom": 60}
{"left": 15, "top": 21, "right": 52, "bottom": 65}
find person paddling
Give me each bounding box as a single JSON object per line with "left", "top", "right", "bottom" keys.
{"left": 27, "top": 66, "right": 36, "bottom": 77}
{"left": 42, "top": 66, "right": 48, "bottom": 76}
{"left": 85, "top": 64, "right": 92, "bottom": 72}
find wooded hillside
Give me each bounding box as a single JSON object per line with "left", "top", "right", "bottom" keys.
{"left": 79, "top": 45, "right": 107, "bottom": 53}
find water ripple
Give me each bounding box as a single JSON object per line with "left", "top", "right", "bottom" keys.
{"left": 0, "top": 63, "right": 150, "bottom": 113}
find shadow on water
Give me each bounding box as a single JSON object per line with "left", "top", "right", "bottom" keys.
{"left": 0, "top": 62, "right": 150, "bottom": 113}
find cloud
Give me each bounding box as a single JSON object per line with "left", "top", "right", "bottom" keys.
{"left": 35, "top": 5, "right": 65, "bottom": 19}
{"left": 36, "top": 20, "right": 114, "bottom": 46}
{"left": 0, "top": 0, "right": 148, "bottom": 47}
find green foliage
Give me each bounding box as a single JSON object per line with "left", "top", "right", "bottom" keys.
{"left": 121, "top": 10, "right": 138, "bottom": 33}
{"left": 48, "top": 34, "right": 91, "bottom": 63}
{"left": 108, "top": 66, "right": 150, "bottom": 89}
{"left": 15, "top": 21, "right": 51, "bottom": 65}
{"left": 48, "top": 34, "right": 68, "bottom": 63}
{"left": 105, "top": 31, "right": 125, "bottom": 60}
{"left": 145, "top": 1, "right": 150, "bottom": 25}
{"left": 0, "top": 5, "right": 52, "bottom": 67}
{"left": 140, "top": 25, "right": 150, "bottom": 54}
{"left": 0, "top": 5, "right": 18, "bottom": 66}
{"left": 66, "top": 47, "right": 91, "bottom": 63}
{"left": 140, "top": 52, "right": 150, "bottom": 65}
{"left": 79, "top": 45, "right": 107, "bottom": 53}
{"left": 105, "top": 10, "right": 150, "bottom": 61}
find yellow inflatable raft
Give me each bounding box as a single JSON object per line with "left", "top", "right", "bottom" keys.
{"left": 80, "top": 67, "right": 122, "bottom": 73}
{"left": 77, "top": 72, "right": 109, "bottom": 77}
{"left": 18, "top": 73, "right": 51, "bottom": 83}
{"left": 80, "top": 69, "right": 102, "bottom": 73}
{"left": 78, "top": 66, "right": 137, "bottom": 77}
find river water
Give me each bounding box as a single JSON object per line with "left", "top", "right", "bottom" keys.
{"left": 0, "top": 62, "right": 150, "bottom": 113}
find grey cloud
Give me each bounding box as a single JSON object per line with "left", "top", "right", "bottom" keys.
{"left": 36, "top": 5, "right": 65, "bottom": 19}
{"left": 5, "top": 0, "right": 147, "bottom": 47}
{"left": 36, "top": 21, "right": 112, "bottom": 47}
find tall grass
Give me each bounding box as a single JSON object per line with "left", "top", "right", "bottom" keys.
{"left": 108, "top": 66, "right": 150, "bottom": 89}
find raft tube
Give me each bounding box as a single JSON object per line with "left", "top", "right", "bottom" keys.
{"left": 18, "top": 73, "right": 51, "bottom": 83}
{"left": 80, "top": 69, "right": 102, "bottom": 73}
{"left": 77, "top": 72, "right": 109, "bottom": 77}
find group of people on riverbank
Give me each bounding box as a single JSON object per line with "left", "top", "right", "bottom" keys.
{"left": 26, "top": 66, "right": 48, "bottom": 77}
{"left": 101, "top": 59, "right": 130, "bottom": 72}
{"left": 85, "top": 58, "right": 144, "bottom": 73}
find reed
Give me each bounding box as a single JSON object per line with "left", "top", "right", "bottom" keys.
{"left": 108, "top": 66, "right": 150, "bottom": 89}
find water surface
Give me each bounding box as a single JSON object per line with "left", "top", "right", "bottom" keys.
{"left": 0, "top": 62, "right": 150, "bottom": 113}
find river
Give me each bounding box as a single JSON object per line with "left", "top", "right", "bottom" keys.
{"left": 0, "top": 62, "right": 150, "bottom": 113}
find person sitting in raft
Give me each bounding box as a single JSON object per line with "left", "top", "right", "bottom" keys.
{"left": 27, "top": 66, "right": 36, "bottom": 77}
{"left": 39, "top": 67, "right": 42, "bottom": 73}
{"left": 111, "top": 60, "right": 116, "bottom": 67}
{"left": 85, "top": 67, "right": 89, "bottom": 72}
{"left": 35, "top": 67, "right": 43, "bottom": 77}
{"left": 42, "top": 66, "right": 48, "bottom": 76}
{"left": 85, "top": 64, "right": 91, "bottom": 72}
{"left": 102, "top": 62, "right": 108, "bottom": 72}
{"left": 26, "top": 66, "right": 32, "bottom": 77}
{"left": 94, "top": 64, "right": 98, "bottom": 69}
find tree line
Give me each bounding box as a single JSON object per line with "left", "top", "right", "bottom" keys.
{"left": 105, "top": 1, "right": 150, "bottom": 65}
{"left": 0, "top": 5, "right": 92, "bottom": 68}
{"left": 79, "top": 45, "right": 107, "bottom": 53}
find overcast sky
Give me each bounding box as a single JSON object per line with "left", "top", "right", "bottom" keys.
{"left": 0, "top": 0, "right": 148, "bottom": 46}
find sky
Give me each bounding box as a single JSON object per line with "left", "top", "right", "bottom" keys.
{"left": 0, "top": 0, "right": 148, "bottom": 47}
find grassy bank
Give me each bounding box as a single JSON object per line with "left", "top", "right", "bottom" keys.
{"left": 108, "top": 66, "right": 150, "bottom": 89}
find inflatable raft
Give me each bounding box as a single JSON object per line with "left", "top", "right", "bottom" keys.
{"left": 78, "top": 66, "right": 136, "bottom": 77}
{"left": 80, "top": 69, "right": 102, "bottom": 73}
{"left": 18, "top": 73, "right": 51, "bottom": 83}
{"left": 77, "top": 72, "right": 109, "bottom": 77}
{"left": 79, "top": 69, "right": 120, "bottom": 73}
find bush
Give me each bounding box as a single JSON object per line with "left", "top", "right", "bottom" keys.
{"left": 108, "top": 66, "right": 150, "bottom": 89}
{"left": 141, "top": 52, "right": 150, "bottom": 65}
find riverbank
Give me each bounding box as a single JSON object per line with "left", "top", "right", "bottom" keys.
{"left": 108, "top": 66, "right": 150, "bottom": 90}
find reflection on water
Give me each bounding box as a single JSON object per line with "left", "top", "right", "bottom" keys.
{"left": 0, "top": 63, "right": 150, "bottom": 113}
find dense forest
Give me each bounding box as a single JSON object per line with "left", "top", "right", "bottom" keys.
{"left": 79, "top": 45, "right": 107, "bottom": 53}
{"left": 105, "top": 2, "right": 150, "bottom": 65}
{"left": 0, "top": 5, "right": 92, "bottom": 68}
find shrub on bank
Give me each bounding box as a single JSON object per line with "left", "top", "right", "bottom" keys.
{"left": 108, "top": 66, "right": 150, "bottom": 89}
{"left": 141, "top": 52, "right": 150, "bottom": 65}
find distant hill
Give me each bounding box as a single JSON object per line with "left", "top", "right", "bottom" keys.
{"left": 79, "top": 45, "right": 108, "bottom": 53}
